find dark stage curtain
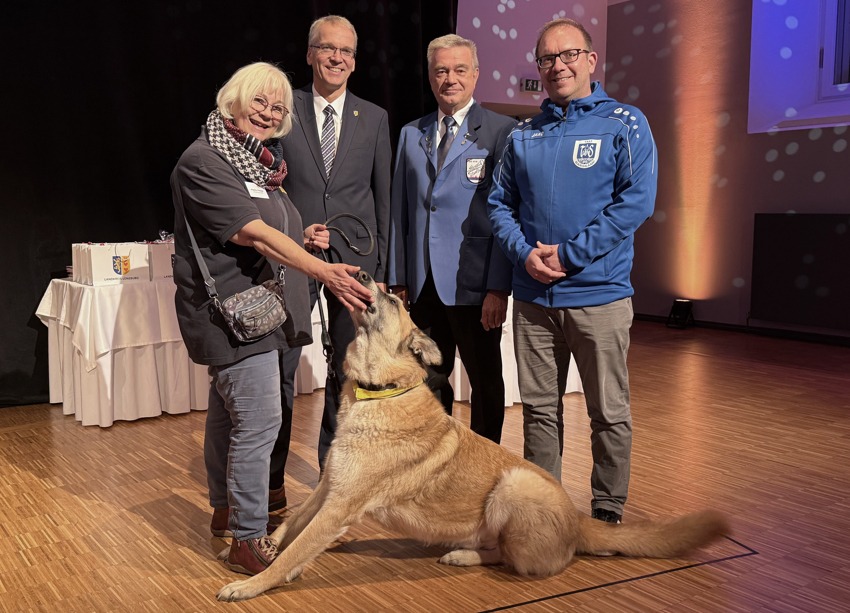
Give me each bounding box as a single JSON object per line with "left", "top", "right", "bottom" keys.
{"left": 1, "top": 1, "right": 456, "bottom": 406}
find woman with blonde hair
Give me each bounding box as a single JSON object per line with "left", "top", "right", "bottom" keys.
{"left": 171, "top": 61, "right": 371, "bottom": 575}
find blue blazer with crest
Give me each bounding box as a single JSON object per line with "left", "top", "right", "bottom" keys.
{"left": 388, "top": 102, "right": 516, "bottom": 305}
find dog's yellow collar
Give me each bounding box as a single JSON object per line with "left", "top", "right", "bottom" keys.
{"left": 354, "top": 380, "right": 423, "bottom": 400}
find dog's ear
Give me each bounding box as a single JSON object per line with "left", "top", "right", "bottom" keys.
{"left": 408, "top": 329, "right": 442, "bottom": 366}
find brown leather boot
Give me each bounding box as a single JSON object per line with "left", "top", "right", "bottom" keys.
{"left": 224, "top": 536, "right": 278, "bottom": 575}
{"left": 268, "top": 485, "right": 287, "bottom": 512}
{"left": 210, "top": 507, "right": 231, "bottom": 538}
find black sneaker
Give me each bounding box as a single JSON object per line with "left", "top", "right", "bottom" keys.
{"left": 591, "top": 508, "right": 622, "bottom": 556}
{"left": 592, "top": 508, "right": 622, "bottom": 524}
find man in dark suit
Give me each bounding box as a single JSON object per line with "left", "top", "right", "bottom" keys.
{"left": 388, "top": 34, "right": 515, "bottom": 444}
{"left": 270, "top": 15, "right": 391, "bottom": 494}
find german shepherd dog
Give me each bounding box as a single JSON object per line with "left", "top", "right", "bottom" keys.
{"left": 217, "top": 272, "right": 729, "bottom": 601}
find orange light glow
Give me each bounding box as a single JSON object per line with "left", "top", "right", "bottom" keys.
{"left": 669, "top": 3, "right": 728, "bottom": 301}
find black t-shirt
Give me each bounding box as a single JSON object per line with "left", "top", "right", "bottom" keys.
{"left": 170, "top": 129, "right": 312, "bottom": 365}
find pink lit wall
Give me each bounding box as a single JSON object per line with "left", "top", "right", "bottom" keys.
{"left": 460, "top": 0, "right": 850, "bottom": 334}
{"left": 457, "top": 0, "right": 609, "bottom": 116}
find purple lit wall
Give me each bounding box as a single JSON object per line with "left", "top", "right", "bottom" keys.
{"left": 749, "top": 0, "right": 850, "bottom": 133}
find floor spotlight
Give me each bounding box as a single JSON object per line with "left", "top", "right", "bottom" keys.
{"left": 666, "top": 298, "right": 695, "bottom": 329}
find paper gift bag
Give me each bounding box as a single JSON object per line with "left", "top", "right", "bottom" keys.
{"left": 87, "top": 242, "right": 150, "bottom": 285}
{"left": 148, "top": 242, "right": 175, "bottom": 281}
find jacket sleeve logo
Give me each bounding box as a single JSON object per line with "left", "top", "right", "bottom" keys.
{"left": 573, "top": 139, "right": 602, "bottom": 169}
{"left": 466, "top": 158, "right": 487, "bottom": 183}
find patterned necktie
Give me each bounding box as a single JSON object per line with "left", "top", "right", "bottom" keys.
{"left": 437, "top": 115, "right": 456, "bottom": 172}
{"left": 321, "top": 105, "right": 336, "bottom": 176}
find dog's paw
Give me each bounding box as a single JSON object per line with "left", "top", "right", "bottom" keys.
{"left": 439, "top": 549, "right": 482, "bottom": 567}
{"left": 216, "top": 578, "right": 260, "bottom": 602}
{"left": 286, "top": 565, "right": 304, "bottom": 582}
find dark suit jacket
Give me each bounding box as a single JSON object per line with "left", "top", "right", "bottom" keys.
{"left": 388, "top": 103, "right": 516, "bottom": 305}
{"left": 281, "top": 85, "right": 392, "bottom": 282}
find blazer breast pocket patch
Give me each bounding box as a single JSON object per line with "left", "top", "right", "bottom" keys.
{"left": 465, "top": 158, "right": 487, "bottom": 184}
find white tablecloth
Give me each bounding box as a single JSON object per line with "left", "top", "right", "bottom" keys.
{"left": 36, "top": 280, "right": 582, "bottom": 427}
{"left": 34, "top": 279, "right": 334, "bottom": 427}
{"left": 36, "top": 279, "right": 210, "bottom": 427}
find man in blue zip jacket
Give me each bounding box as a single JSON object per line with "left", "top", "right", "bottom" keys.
{"left": 488, "top": 18, "right": 658, "bottom": 526}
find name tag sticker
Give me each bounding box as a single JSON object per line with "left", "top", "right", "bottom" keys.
{"left": 245, "top": 182, "right": 269, "bottom": 199}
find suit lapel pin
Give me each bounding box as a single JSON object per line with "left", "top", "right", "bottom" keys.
{"left": 353, "top": 110, "right": 359, "bottom": 117}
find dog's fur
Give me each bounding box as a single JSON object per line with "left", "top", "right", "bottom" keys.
{"left": 217, "top": 272, "right": 729, "bottom": 601}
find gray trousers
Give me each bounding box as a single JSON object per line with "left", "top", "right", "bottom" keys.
{"left": 513, "top": 297, "right": 633, "bottom": 514}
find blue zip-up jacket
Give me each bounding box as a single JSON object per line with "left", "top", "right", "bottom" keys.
{"left": 488, "top": 82, "right": 657, "bottom": 308}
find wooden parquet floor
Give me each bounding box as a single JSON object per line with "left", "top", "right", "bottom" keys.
{"left": 1, "top": 320, "right": 849, "bottom": 612}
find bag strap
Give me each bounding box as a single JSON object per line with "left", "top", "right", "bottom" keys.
{"left": 275, "top": 189, "right": 289, "bottom": 287}
{"left": 182, "top": 209, "right": 221, "bottom": 309}
{"left": 180, "top": 192, "right": 290, "bottom": 308}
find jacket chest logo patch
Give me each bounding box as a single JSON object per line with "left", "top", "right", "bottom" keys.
{"left": 466, "top": 158, "right": 487, "bottom": 183}
{"left": 573, "top": 139, "right": 601, "bottom": 169}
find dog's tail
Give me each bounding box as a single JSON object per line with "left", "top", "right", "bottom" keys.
{"left": 575, "top": 510, "right": 730, "bottom": 558}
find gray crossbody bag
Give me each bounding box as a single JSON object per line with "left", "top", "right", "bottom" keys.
{"left": 182, "top": 209, "right": 287, "bottom": 343}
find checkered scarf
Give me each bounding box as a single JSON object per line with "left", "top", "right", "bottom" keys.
{"left": 206, "top": 110, "right": 287, "bottom": 191}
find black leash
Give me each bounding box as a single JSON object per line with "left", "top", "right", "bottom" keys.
{"left": 312, "top": 213, "right": 374, "bottom": 393}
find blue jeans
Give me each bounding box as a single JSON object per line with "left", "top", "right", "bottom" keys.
{"left": 205, "top": 350, "right": 282, "bottom": 540}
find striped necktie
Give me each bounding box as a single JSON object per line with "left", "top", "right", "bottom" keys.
{"left": 437, "top": 115, "right": 456, "bottom": 172}
{"left": 321, "top": 105, "right": 336, "bottom": 176}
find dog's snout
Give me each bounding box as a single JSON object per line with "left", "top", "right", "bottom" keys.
{"left": 356, "top": 271, "right": 371, "bottom": 283}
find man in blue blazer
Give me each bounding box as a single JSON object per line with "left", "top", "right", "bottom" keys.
{"left": 270, "top": 15, "right": 392, "bottom": 492}
{"left": 388, "top": 34, "right": 515, "bottom": 443}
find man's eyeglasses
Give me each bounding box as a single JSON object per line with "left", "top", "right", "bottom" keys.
{"left": 535, "top": 49, "right": 590, "bottom": 69}
{"left": 310, "top": 44, "right": 357, "bottom": 60}
{"left": 250, "top": 96, "right": 289, "bottom": 120}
